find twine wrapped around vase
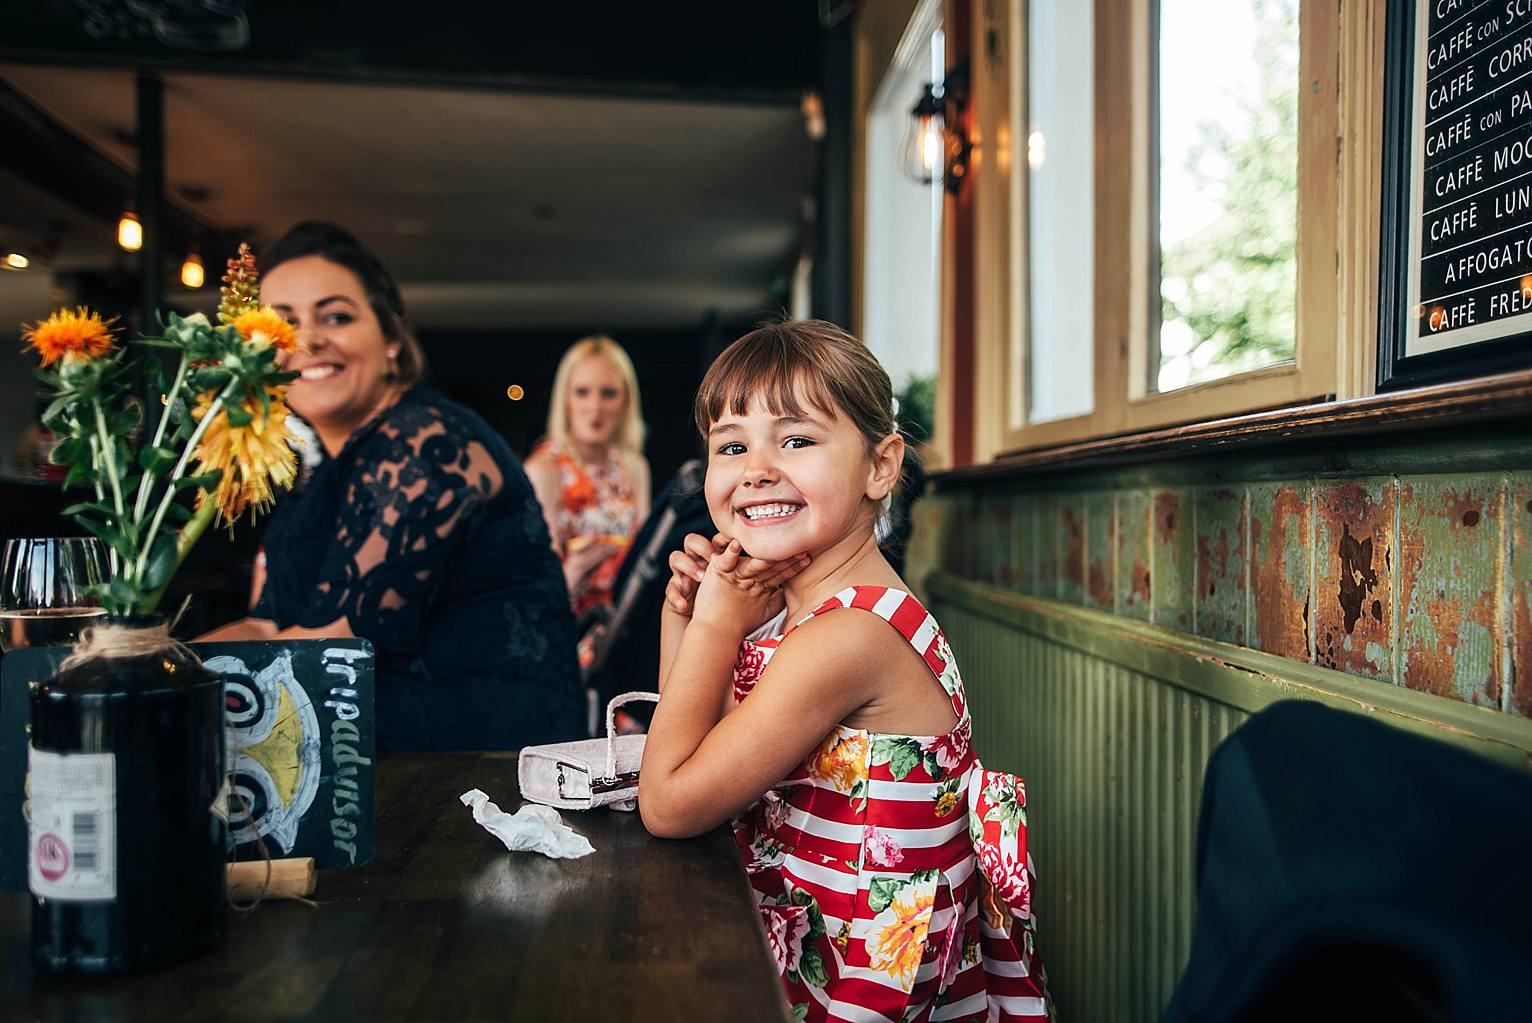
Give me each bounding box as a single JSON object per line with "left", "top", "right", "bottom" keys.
{"left": 59, "top": 618, "right": 196, "bottom": 672}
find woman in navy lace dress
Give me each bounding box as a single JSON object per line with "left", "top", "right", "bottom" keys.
{"left": 201, "top": 222, "right": 585, "bottom": 751}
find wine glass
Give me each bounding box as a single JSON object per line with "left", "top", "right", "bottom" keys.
{"left": 0, "top": 537, "right": 109, "bottom": 652}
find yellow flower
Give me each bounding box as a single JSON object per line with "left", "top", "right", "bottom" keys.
{"left": 810, "top": 731, "right": 868, "bottom": 793}
{"left": 192, "top": 389, "right": 298, "bottom": 523}
{"left": 233, "top": 305, "right": 298, "bottom": 353}
{"left": 867, "top": 884, "right": 934, "bottom": 986}
{"left": 22, "top": 307, "right": 118, "bottom": 367}
{"left": 934, "top": 790, "right": 960, "bottom": 818}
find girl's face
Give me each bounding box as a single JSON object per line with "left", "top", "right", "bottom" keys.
{"left": 265, "top": 255, "right": 399, "bottom": 441}
{"left": 704, "top": 391, "right": 895, "bottom": 564}
{"left": 566, "top": 355, "right": 626, "bottom": 451}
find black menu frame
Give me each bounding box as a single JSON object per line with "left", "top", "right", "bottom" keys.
{"left": 1379, "top": 0, "right": 1532, "bottom": 391}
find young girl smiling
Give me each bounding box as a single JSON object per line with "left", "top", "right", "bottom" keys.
{"left": 640, "top": 321, "right": 1050, "bottom": 1023}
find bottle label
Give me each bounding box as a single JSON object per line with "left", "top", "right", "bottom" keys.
{"left": 27, "top": 747, "right": 116, "bottom": 901}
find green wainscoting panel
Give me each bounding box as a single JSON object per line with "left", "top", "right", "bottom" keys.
{"left": 926, "top": 571, "right": 1532, "bottom": 1023}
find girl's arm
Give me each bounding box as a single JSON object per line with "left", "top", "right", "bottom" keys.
{"left": 640, "top": 610, "right": 886, "bottom": 838}
{"left": 641, "top": 543, "right": 846, "bottom": 839}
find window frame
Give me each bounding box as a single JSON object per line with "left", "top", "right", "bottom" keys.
{"left": 968, "top": 0, "right": 1370, "bottom": 463}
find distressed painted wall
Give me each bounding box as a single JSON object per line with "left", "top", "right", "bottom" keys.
{"left": 909, "top": 428, "right": 1532, "bottom": 716}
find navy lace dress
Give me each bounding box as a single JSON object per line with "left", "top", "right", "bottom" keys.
{"left": 253, "top": 387, "right": 586, "bottom": 752}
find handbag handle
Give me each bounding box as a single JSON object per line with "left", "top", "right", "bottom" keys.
{"left": 603, "top": 691, "right": 659, "bottom": 781}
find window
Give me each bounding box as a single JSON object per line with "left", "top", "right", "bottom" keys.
{"left": 863, "top": 6, "right": 945, "bottom": 450}
{"left": 1154, "top": 0, "right": 1299, "bottom": 393}
{"left": 1024, "top": 0, "right": 1094, "bottom": 424}
{"left": 974, "top": 0, "right": 1348, "bottom": 460}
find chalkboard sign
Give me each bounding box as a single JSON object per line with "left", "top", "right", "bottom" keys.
{"left": 1380, "top": 0, "right": 1532, "bottom": 389}
{"left": 0, "top": 639, "right": 375, "bottom": 892}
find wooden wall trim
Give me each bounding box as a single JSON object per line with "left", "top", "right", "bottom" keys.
{"left": 928, "top": 570, "right": 1532, "bottom": 768}
{"left": 932, "top": 367, "right": 1532, "bottom": 483}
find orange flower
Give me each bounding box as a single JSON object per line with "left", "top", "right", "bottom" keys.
{"left": 809, "top": 731, "right": 868, "bottom": 794}
{"left": 22, "top": 307, "right": 118, "bottom": 367}
{"left": 191, "top": 389, "right": 298, "bottom": 524}
{"left": 233, "top": 305, "right": 298, "bottom": 353}
{"left": 867, "top": 884, "right": 935, "bottom": 985}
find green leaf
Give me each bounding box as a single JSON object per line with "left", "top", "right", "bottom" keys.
{"left": 140, "top": 532, "right": 179, "bottom": 591}
{"left": 191, "top": 367, "right": 234, "bottom": 391}
{"left": 888, "top": 740, "right": 921, "bottom": 781}
{"left": 108, "top": 576, "right": 137, "bottom": 609}
{"left": 868, "top": 877, "right": 901, "bottom": 914}
{"left": 792, "top": 1005, "right": 808, "bottom": 1022}
{"left": 138, "top": 445, "right": 178, "bottom": 473}
{"left": 61, "top": 500, "right": 113, "bottom": 518}
{"left": 62, "top": 462, "right": 92, "bottom": 490}
{"left": 797, "top": 946, "right": 829, "bottom": 988}
{"left": 163, "top": 502, "right": 193, "bottom": 522}
{"left": 224, "top": 402, "right": 253, "bottom": 428}
{"left": 176, "top": 470, "right": 222, "bottom": 492}
{"left": 924, "top": 752, "right": 943, "bottom": 782}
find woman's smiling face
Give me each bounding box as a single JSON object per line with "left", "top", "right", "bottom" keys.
{"left": 703, "top": 392, "right": 881, "bottom": 564}
{"left": 263, "top": 255, "right": 399, "bottom": 445}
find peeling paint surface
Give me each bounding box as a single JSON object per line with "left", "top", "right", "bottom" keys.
{"left": 1060, "top": 496, "right": 1086, "bottom": 605}
{"left": 1013, "top": 494, "right": 1040, "bottom": 596}
{"left": 1514, "top": 477, "right": 1532, "bottom": 716}
{"left": 1194, "top": 487, "right": 1247, "bottom": 645}
{"left": 1250, "top": 483, "right": 1311, "bottom": 662}
{"left": 1399, "top": 475, "right": 1503, "bottom": 706}
{"left": 982, "top": 495, "right": 1016, "bottom": 588}
{"left": 1152, "top": 490, "right": 1194, "bottom": 630}
{"left": 1037, "top": 494, "right": 1061, "bottom": 600}
{"left": 1085, "top": 491, "right": 1116, "bottom": 611}
{"left": 1116, "top": 490, "right": 1153, "bottom": 622}
{"left": 1314, "top": 479, "right": 1394, "bottom": 680}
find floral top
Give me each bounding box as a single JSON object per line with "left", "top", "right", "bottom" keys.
{"left": 732, "top": 586, "right": 1051, "bottom": 1023}
{"left": 254, "top": 388, "right": 585, "bottom": 752}
{"left": 533, "top": 442, "right": 639, "bottom": 618}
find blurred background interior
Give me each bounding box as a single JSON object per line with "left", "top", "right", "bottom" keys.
{"left": 0, "top": 2, "right": 891, "bottom": 633}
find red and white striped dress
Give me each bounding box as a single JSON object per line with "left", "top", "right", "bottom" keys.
{"left": 732, "top": 586, "right": 1051, "bottom": 1023}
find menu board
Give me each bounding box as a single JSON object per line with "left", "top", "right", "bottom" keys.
{"left": 1407, "top": 0, "right": 1532, "bottom": 356}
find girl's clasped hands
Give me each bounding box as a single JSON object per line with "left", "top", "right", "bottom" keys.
{"left": 665, "top": 532, "right": 810, "bottom": 629}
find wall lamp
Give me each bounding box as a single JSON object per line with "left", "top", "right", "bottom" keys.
{"left": 900, "top": 61, "right": 971, "bottom": 193}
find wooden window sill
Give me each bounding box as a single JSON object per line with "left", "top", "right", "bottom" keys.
{"left": 933, "top": 368, "right": 1532, "bottom": 485}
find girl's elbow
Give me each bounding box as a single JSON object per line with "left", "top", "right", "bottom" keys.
{"left": 638, "top": 783, "right": 707, "bottom": 839}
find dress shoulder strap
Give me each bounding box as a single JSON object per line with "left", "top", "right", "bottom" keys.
{"left": 794, "top": 585, "right": 949, "bottom": 684}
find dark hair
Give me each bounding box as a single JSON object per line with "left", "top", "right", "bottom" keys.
{"left": 694, "top": 319, "right": 897, "bottom": 452}
{"left": 262, "top": 221, "right": 426, "bottom": 386}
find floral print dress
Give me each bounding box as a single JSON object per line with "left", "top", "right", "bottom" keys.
{"left": 732, "top": 586, "right": 1052, "bottom": 1023}
{"left": 534, "top": 442, "right": 639, "bottom": 618}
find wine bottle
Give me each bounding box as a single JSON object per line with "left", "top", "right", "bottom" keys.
{"left": 28, "top": 622, "right": 227, "bottom": 974}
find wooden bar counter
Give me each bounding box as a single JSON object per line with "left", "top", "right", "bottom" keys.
{"left": 0, "top": 753, "right": 792, "bottom": 1022}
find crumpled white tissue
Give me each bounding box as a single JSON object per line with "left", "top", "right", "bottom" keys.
{"left": 459, "top": 789, "right": 595, "bottom": 859}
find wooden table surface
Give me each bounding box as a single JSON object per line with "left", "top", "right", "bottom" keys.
{"left": 1, "top": 753, "right": 792, "bottom": 1022}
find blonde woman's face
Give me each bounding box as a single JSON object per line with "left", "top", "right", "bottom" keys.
{"left": 566, "top": 355, "right": 625, "bottom": 450}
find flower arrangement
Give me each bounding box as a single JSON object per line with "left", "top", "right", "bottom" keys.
{"left": 22, "top": 244, "right": 300, "bottom": 616}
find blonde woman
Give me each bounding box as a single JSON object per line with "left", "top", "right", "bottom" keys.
{"left": 526, "top": 335, "right": 651, "bottom": 618}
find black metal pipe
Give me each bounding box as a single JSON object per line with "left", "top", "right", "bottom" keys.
{"left": 135, "top": 72, "right": 164, "bottom": 335}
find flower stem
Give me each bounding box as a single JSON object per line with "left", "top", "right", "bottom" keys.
{"left": 133, "top": 379, "right": 238, "bottom": 582}
{"left": 138, "top": 495, "right": 218, "bottom": 615}
{"left": 131, "top": 349, "right": 189, "bottom": 523}
{"left": 92, "top": 402, "right": 126, "bottom": 577}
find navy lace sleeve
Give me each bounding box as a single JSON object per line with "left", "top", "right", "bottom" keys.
{"left": 254, "top": 388, "right": 585, "bottom": 751}
{"left": 312, "top": 406, "right": 496, "bottom": 647}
